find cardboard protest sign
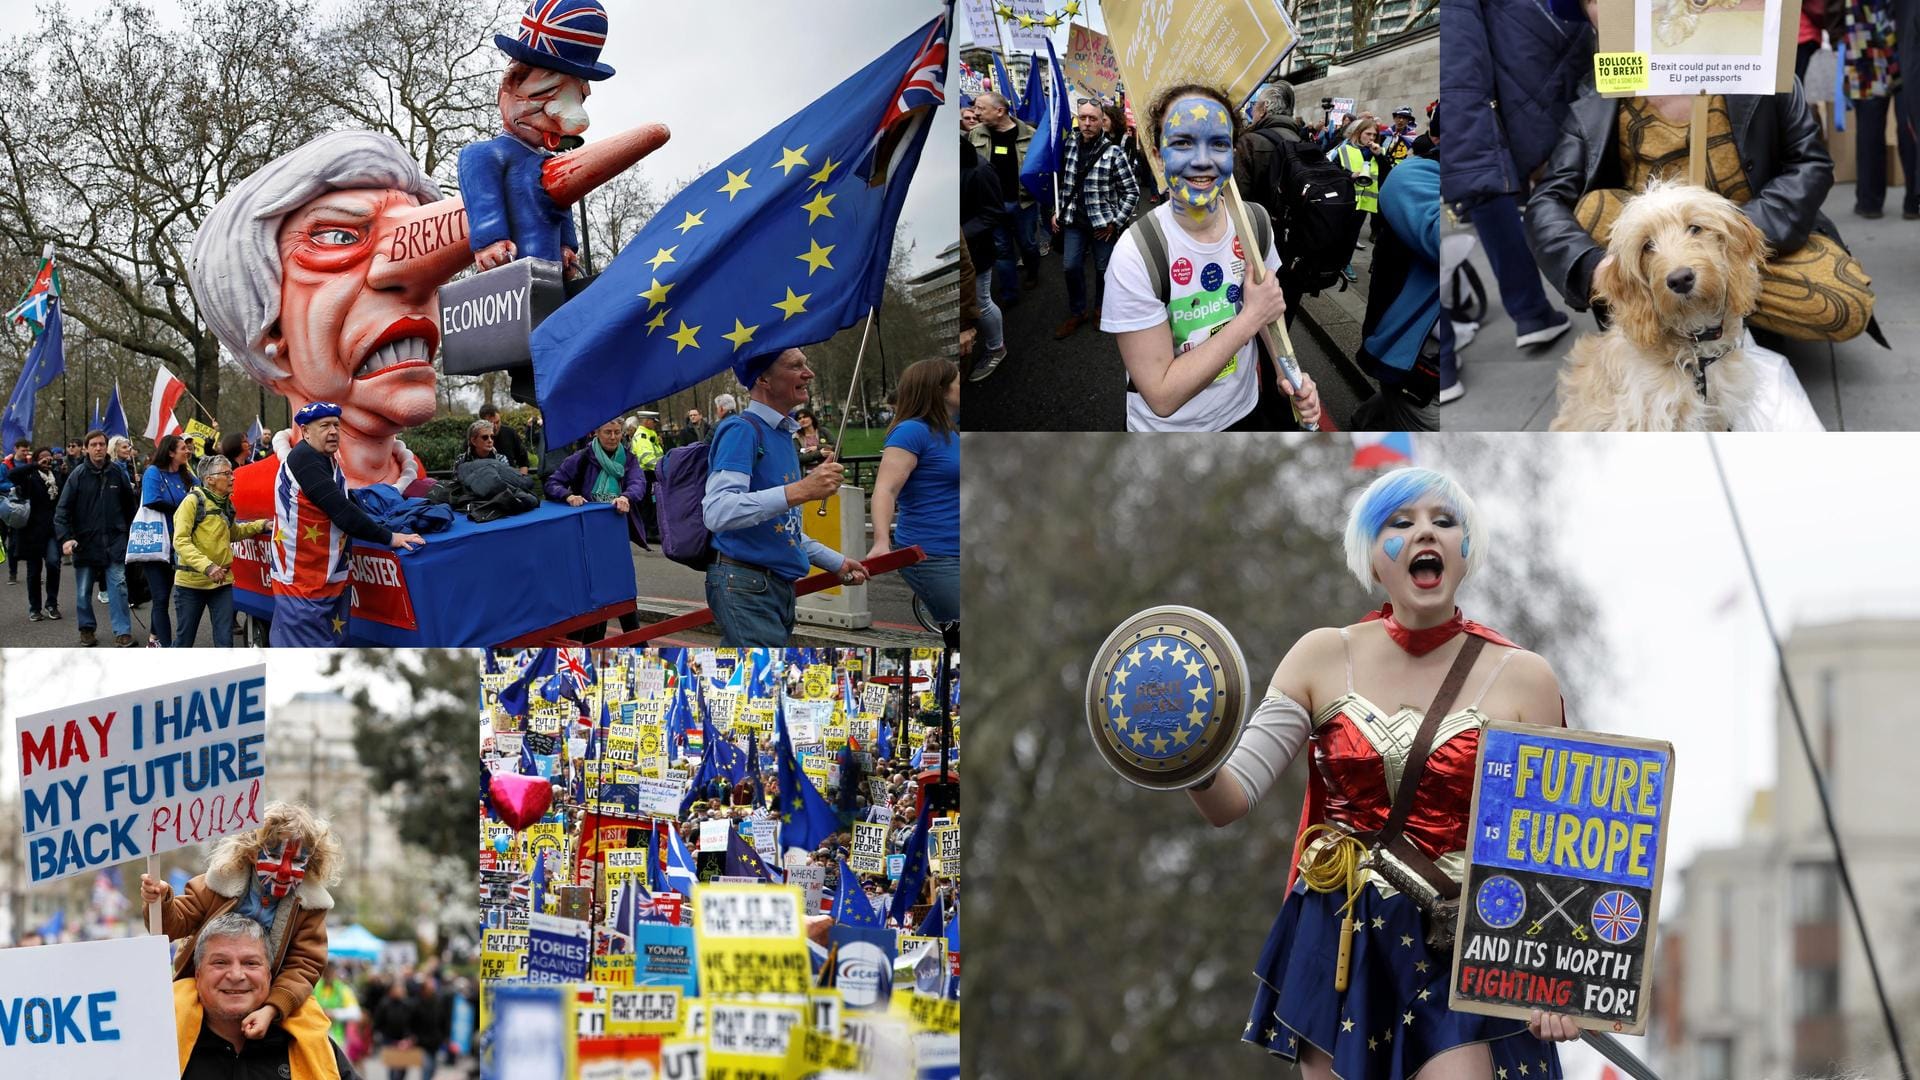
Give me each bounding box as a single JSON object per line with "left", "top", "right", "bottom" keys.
{"left": 17, "top": 665, "right": 268, "bottom": 883}
{"left": 0, "top": 936, "right": 177, "bottom": 1080}
{"left": 850, "top": 821, "right": 887, "bottom": 874}
{"left": 1596, "top": 0, "right": 1793, "bottom": 96}
{"left": 693, "top": 884, "right": 813, "bottom": 1000}
{"left": 932, "top": 823, "right": 961, "bottom": 878}
{"left": 705, "top": 1001, "right": 806, "bottom": 1080}
{"left": 1100, "top": 0, "right": 1298, "bottom": 189}
{"left": 1062, "top": 23, "right": 1121, "bottom": 102}
{"left": 480, "top": 929, "right": 530, "bottom": 980}
{"left": 1450, "top": 721, "right": 1675, "bottom": 1035}
{"left": 528, "top": 911, "right": 593, "bottom": 984}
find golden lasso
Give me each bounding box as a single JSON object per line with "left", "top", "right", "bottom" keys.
{"left": 1298, "top": 823, "right": 1367, "bottom": 991}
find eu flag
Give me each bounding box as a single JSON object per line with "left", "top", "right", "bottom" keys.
{"left": 833, "top": 854, "right": 885, "bottom": 928}
{"left": 725, "top": 824, "right": 773, "bottom": 882}
{"left": 531, "top": 11, "right": 948, "bottom": 445}
{"left": 499, "top": 648, "right": 557, "bottom": 718}
{"left": 1015, "top": 51, "right": 1046, "bottom": 126}
{"left": 888, "top": 797, "right": 935, "bottom": 925}
{"left": 775, "top": 691, "right": 842, "bottom": 855}
{"left": 1018, "top": 35, "right": 1069, "bottom": 201}
{"left": 1, "top": 297, "right": 63, "bottom": 452}
{"left": 102, "top": 382, "right": 128, "bottom": 441}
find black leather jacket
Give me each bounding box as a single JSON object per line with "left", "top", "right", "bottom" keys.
{"left": 1527, "top": 78, "right": 1839, "bottom": 311}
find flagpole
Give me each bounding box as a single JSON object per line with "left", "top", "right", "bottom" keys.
{"left": 818, "top": 306, "right": 876, "bottom": 517}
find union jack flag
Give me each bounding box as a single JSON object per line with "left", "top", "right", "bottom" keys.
{"left": 1591, "top": 889, "right": 1643, "bottom": 945}
{"left": 516, "top": 0, "right": 606, "bottom": 53}
{"left": 862, "top": 8, "right": 948, "bottom": 183}
{"left": 544, "top": 647, "right": 593, "bottom": 701}
{"left": 5, "top": 258, "right": 61, "bottom": 335}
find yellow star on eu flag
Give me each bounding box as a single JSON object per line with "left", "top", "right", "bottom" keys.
{"left": 669, "top": 319, "right": 701, "bottom": 353}
{"left": 645, "top": 308, "right": 669, "bottom": 334}
{"left": 774, "top": 145, "right": 810, "bottom": 175}
{"left": 808, "top": 156, "right": 840, "bottom": 186}
{"left": 646, "top": 245, "right": 677, "bottom": 271}
{"left": 797, "top": 239, "right": 835, "bottom": 275}
{"left": 718, "top": 169, "right": 753, "bottom": 200}
{"left": 675, "top": 210, "right": 706, "bottom": 234}
{"left": 721, "top": 319, "right": 760, "bottom": 351}
{"left": 772, "top": 287, "right": 810, "bottom": 319}
{"left": 801, "top": 190, "right": 836, "bottom": 225}
{"left": 639, "top": 277, "right": 674, "bottom": 308}
{"left": 1189, "top": 102, "right": 1211, "bottom": 120}
{"left": 330, "top": 617, "right": 346, "bottom": 635}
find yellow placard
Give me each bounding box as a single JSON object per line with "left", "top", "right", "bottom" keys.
{"left": 591, "top": 952, "right": 635, "bottom": 985}
{"left": 693, "top": 884, "right": 813, "bottom": 1000}
{"left": 704, "top": 1001, "right": 805, "bottom": 1080}
{"left": 902, "top": 990, "right": 960, "bottom": 1034}
{"left": 607, "top": 986, "right": 682, "bottom": 1035}
{"left": 1594, "top": 52, "right": 1649, "bottom": 94}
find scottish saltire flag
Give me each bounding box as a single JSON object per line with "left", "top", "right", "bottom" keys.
{"left": 749, "top": 650, "right": 776, "bottom": 700}
{"left": 1015, "top": 52, "right": 1046, "bottom": 125}
{"left": 888, "top": 798, "right": 935, "bottom": 925}
{"left": 1018, "top": 35, "right": 1069, "bottom": 200}
{"left": 500, "top": 647, "right": 558, "bottom": 717}
{"left": 530, "top": 10, "right": 947, "bottom": 445}
{"left": 1, "top": 295, "right": 64, "bottom": 451}
{"left": 664, "top": 824, "right": 699, "bottom": 896}
{"left": 1351, "top": 432, "right": 1414, "bottom": 469}
{"left": 833, "top": 855, "right": 885, "bottom": 928}
{"left": 725, "top": 824, "right": 773, "bottom": 882}
{"left": 775, "top": 692, "right": 842, "bottom": 855}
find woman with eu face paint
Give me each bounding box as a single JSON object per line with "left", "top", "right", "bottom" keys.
{"left": 1184, "top": 468, "right": 1582, "bottom": 1079}
{"left": 1101, "top": 82, "right": 1324, "bottom": 432}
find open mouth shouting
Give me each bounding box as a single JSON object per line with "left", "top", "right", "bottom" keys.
{"left": 355, "top": 316, "right": 439, "bottom": 380}
{"left": 1409, "top": 549, "right": 1445, "bottom": 590}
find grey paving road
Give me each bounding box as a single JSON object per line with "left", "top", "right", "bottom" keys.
{"left": 1443, "top": 180, "right": 1920, "bottom": 430}
{"left": 0, "top": 544, "right": 939, "bottom": 648}
{"left": 963, "top": 221, "right": 1366, "bottom": 431}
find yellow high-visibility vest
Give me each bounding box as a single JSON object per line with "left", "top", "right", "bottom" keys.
{"left": 1336, "top": 143, "right": 1380, "bottom": 214}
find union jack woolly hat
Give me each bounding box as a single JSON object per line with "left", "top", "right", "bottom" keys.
{"left": 495, "top": 0, "right": 616, "bottom": 81}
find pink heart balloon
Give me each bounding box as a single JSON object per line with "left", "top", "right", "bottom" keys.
{"left": 490, "top": 773, "right": 553, "bottom": 832}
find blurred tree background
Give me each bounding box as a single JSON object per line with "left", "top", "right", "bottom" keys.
{"left": 962, "top": 433, "right": 1610, "bottom": 1079}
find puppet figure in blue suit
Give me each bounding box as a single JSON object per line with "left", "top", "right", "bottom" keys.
{"left": 459, "top": 0, "right": 616, "bottom": 277}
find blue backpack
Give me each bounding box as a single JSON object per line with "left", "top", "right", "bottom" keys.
{"left": 655, "top": 414, "right": 767, "bottom": 569}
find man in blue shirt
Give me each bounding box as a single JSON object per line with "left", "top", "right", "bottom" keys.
{"left": 702, "top": 348, "right": 867, "bottom": 644}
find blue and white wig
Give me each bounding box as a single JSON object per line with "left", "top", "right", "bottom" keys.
{"left": 1342, "top": 467, "right": 1485, "bottom": 590}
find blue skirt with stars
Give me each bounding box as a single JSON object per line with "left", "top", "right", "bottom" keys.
{"left": 1244, "top": 880, "right": 1562, "bottom": 1079}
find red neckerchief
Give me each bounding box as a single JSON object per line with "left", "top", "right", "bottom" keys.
{"left": 1282, "top": 607, "right": 1534, "bottom": 893}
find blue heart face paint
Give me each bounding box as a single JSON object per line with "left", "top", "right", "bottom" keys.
{"left": 1383, "top": 537, "right": 1405, "bottom": 562}
{"left": 1460, "top": 536, "right": 1470, "bottom": 560}
{"left": 1160, "top": 96, "right": 1234, "bottom": 214}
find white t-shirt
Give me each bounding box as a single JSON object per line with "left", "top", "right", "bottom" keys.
{"left": 1102, "top": 202, "right": 1282, "bottom": 432}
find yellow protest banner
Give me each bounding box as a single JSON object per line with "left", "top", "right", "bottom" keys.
{"left": 607, "top": 986, "right": 682, "bottom": 1036}
{"left": 692, "top": 884, "right": 813, "bottom": 1000}
{"left": 1100, "top": 0, "right": 1297, "bottom": 189}
{"left": 704, "top": 1001, "right": 805, "bottom": 1080}
{"left": 901, "top": 990, "right": 960, "bottom": 1034}
{"left": 1593, "top": 51, "right": 1649, "bottom": 93}
{"left": 931, "top": 823, "right": 960, "bottom": 878}
{"left": 591, "top": 952, "right": 635, "bottom": 986}
{"left": 803, "top": 666, "right": 831, "bottom": 700}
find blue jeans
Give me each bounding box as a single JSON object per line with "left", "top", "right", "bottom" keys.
{"left": 705, "top": 561, "right": 797, "bottom": 645}
{"left": 74, "top": 561, "right": 131, "bottom": 636}
{"left": 899, "top": 554, "right": 960, "bottom": 625}
{"left": 173, "top": 584, "right": 234, "bottom": 647}
{"left": 975, "top": 269, "right": 1004, "bottom": 352}
{"left": 1465, "top": 193, "right": 1556, "bottom": 328}
{"left": 991, "top": 200, "right": 1040, "bottom": 302}
{"left": 1062, "top": 222, "right": 1117, "bottom": 317}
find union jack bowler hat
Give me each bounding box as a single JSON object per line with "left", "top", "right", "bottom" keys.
{"left": 495, "top": 0, "right": 616, "bottom": 81}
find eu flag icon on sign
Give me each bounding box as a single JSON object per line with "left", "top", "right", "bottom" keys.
{"left": 531, "top": 8, "right": 949, "bottom": 447}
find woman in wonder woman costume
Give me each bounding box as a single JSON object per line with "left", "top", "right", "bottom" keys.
{"left": 1187, "top": 467, "right": 1581, "bottom": 1078}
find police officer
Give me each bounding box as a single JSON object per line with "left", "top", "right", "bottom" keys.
{"left": 628, "top": 410, "right": 665, "bottom": 543}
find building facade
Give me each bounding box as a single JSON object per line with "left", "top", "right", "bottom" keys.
{"left": 907, "top": 242, "right": 964, "bottom": 360}
{"left": 1656, "top": 619, "right": 1920, "bottom": 1079}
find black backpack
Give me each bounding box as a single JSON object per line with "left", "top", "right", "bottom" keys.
{"left": 1248, "top": 127, "right": 1362, "bottom": 295}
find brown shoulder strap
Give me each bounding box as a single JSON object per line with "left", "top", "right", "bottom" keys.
{"left": 1374, "top": 635, "right": 1487, "bottom": 895}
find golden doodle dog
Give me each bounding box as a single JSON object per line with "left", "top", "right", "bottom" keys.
{"left": 1550, "top": 180, "right": 1769, "bottom": 431}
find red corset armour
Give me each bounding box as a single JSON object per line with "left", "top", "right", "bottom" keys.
{"left": 1308, "top": 695, "right": 1482, "bottom": 862}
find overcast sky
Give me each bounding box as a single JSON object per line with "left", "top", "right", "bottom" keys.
{"left": 57, "top": 0, "right": 957, "bottom": 274}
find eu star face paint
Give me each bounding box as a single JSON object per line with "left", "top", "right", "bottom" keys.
{"left": 1160, "top": 96, "right": 1235, "bottom": 215}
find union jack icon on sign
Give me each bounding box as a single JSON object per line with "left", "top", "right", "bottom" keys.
{"left": 517, "top": 0, "right": 607, "bottom": 52}
{"left": 1591, "top": 889, "right": 1643, "bottom": 945}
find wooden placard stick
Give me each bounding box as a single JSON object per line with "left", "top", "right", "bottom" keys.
{"left": 1221, "top": 175, "right": 1317, "bottom": 431}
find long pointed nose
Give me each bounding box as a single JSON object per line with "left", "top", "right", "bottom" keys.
{"left": 542, "top": 123, "right": 671, "bottom": 207}
{"left": 370, "top": 198, "right": 475, "bottom": 296}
